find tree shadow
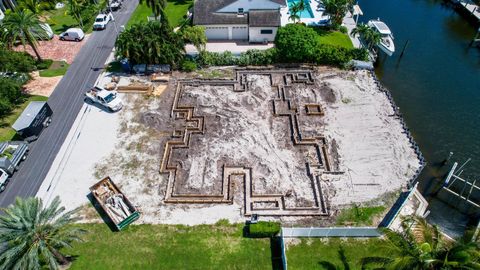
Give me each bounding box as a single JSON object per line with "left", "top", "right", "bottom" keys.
{"left": 167, "top": 0, "right": 191, "bottom": 6}
{"left": 318, "top": 246, "right": 351, "bottom": 270}
{"left": 270, "top": 237, "right": 284, "bottom": 270}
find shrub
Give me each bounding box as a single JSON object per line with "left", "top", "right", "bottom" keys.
{"left": 338, "top": 25, "right": 348, "bottom": 34}
{"left": 196, "top": 51, "right": 236, "bottom": 67}
{"left": 275, "top": 24, "right": 319, "bottom": 62}
{"left": 0, "top": 78, "right": 23, "bottom": 104}
{"left": 237, "top": 48, "right": 278, "bottom": 66}
{"left": 0, "top": 78, "right": 24, "bottom": 117}
{"left": 349, "top": 48, "right": 369, "bottom": 61}
{"left": 180, "top": 59, "right": 197, "bottom": 72}
{"left": 248, "top": 221, "right": 281, "bottom": 238}
{"left": 0, "top": 50, "right": 36, "bottom": 73}
{"left": 36, "top": 59, "right": 53, "bottom": 70}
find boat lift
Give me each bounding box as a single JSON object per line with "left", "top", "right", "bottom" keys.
{"left": 442, "top": 159, "right": 480, "bottom": 210}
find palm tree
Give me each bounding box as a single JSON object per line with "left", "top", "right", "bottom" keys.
{"left": 362, "top": 216, "right": 480, "bottom": 270}
{"left": 351, "top": 23, "right": 381, "bottom": 51}
{"left": 66, "top": 0, "right": 84, "bottom": 29}
{"left": 140, "top": 0, "right": 166, "bottom": 18}
{"left": 289, "top": 1, "right": 304, "bottom": 23}
{"left": 2, "top": 10, "right": 47, "bottom": 60}
{"left": 18, "top": 0, "right": 42, "bottom": 14}
{"left": 323, "top": 0, "right": 353, "bottom": 27}
{"left": 0, "top": 196, "right": 85, "bottom": 269}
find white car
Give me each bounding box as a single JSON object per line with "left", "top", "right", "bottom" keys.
{"left": 93, "top": 12, "right": 114, "bottom": 30}
{"left": 59, "top": 28, "right": 85, "bottom": 42}
{"left": 0, "top": 169, "right": 9, "bottom": 192}
{"left": 85, "top": 86, "right": 123, "bottom": 112}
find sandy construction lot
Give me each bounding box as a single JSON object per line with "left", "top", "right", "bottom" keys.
{"left": 37, "top": 68, "right": 420, "bottom": 226}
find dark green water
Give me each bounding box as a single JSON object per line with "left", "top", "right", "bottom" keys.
{"left": 358, "top": 0, "right": 480, "bottom": 235}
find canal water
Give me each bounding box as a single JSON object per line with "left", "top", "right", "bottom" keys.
{"left": 358, "top": 0, "right": 480, "bottom": 236}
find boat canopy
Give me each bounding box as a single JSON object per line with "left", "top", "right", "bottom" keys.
{"left": 370, "top": 20, "right": 392, "bottom": 35}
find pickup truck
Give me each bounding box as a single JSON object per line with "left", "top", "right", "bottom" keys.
{"left": 90, "top": 177, "right": 140, "bottom": 230}
{"left": 85, "top": 86, "right": 123, "bottom": 112}
{"left": 93, "top": 12, "right": 114, "bottom": 30}
{"left": 0, "top": 141, "right": 29, "bottom": 192}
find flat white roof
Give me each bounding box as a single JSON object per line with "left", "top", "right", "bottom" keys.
{"left": 370, "top": 20, "right": 391, "bottom": 35}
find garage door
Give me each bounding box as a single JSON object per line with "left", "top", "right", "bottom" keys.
{"left": 205, "top": 27, "right": 228, "bottom": 40}
{"left": 232, "top": 26, "right": 248, "bottom": 40}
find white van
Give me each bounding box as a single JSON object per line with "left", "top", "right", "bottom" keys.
{"left": 59, "top": 28, "right": 85, "bottom": 42}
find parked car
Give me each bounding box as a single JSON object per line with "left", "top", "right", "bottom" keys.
{"left": 59, "top": 28, "right": 85, "bottom": 42}
{"left": 0, "top": 141, "right": 29, "bottom": 192}
{"left": 85, "top": 86, "right": 123, "bottom": 112}
{"left": 109, "top": 0, "right": 122, "bottom": 11}
{"left": 0, "top": 169, "right": 9, "bottom": 192}
{"left": 93, "top": 12, "right": 114, "bottom": 30}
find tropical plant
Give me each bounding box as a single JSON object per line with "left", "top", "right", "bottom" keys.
{"left": 115, "top": 20, "right": 184, "bottom": 67}
{"left": 362, "top": 216, "right": 480, "bottom": 270}
{"left": 181, "top": 25, "right": 207, "bottom": 52}
{"left": 323, "top": 0, "right": 353, "bottom": 27}
{"left": 350, "top": 23, "right": 381, "bottom": 50}
{"left": 1, "top": 10, "right": 48, "bottom": 60}
{"left": 288, "top": 1, "right": 305, "bottom": 23}
{"left": 18, "top": 0, "right": 44, "bottom": 14}
{"left": 66, "top": 0, "right": 85, "bottom": 29}
{"left": 140, "top": 0, "right": 166, "bottom": 18}
{"left": 0, "top": 196, "right": 85, "bottom": 269}
{"left": 275, "top": 23, "right": 319, "bottom": 62}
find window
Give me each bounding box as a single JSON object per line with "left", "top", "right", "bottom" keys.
{"left": 238, "top": 8, "right": 244, "bottom": 14}
{"left": 260, "top": 29, "right": 273, "bottom": 34}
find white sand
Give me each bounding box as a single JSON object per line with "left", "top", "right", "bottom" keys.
{"left": 320, "top": 70, "right": 420, "bottom": 206}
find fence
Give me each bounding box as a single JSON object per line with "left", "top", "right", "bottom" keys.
{"left": 281, "top": 227, "right": 381, "bottom": 238}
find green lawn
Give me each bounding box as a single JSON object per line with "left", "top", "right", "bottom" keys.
{"left": 0, "top": 95, "right": 49, "bottom": 142}
{"left": 164, "top": 0, "right": 193, "bottom": 27}
{"left": 127, "top": 0, "right": 192, "bottom": 27}
{"left": 66, "top": 222, "right": 272, "bottom": 269}
{"left": 45, "top": 7, "right": 79, "bottom": 34}
{"left": 312, "top": 28, "right": 354, "bottom": 49}
{"left": 39, "top": 60, "right": 70, "bottom": 77}
{"left": 286, "top": 238, "right": 389, "bottom": 270}
{"left": 335, "top": 205, "right": 386, "bottom": 226}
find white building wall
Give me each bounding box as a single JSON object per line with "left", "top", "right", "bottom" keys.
{"left": 217, "top": 0, "right": 284, "bottom": 13}
{"left": 248, "top": 27, "right": 278, "bottom": 43}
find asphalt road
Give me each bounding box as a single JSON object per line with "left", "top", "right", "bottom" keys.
{"left": 0, "top": 0, "right": 138, "bottom": 208}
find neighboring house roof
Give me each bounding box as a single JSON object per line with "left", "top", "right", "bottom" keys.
{"left": 194, "top": 0, "right": 284, "bottom": 26}
{"left": 269, "top": 0, "right": 287, "bottom": 4}
{"left": 194, "top": 0, "right": 247, "bottom": 25}
{"left": 249, "top": 10, "right": 281, "bottom": 27}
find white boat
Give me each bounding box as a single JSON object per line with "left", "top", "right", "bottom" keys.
{"left": 367, "top": 19, "right": 395, "bottom": 56}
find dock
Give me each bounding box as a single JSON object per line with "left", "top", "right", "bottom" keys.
{"left": 452, "top": 0, "right": 480, "bottom": 24}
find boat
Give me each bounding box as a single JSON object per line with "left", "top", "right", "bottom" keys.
{"left": 367, "top": 19, "right": 395, "bottom": 56}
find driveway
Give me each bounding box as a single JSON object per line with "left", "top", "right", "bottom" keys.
{"left": 185, "top": 41, "right": 274, "bottom": 56}
{"left": 14, "top": 34, "right": 91, "bottom": 64}
{"left": 0, "top": 2, "right": 138, "bottom": 208}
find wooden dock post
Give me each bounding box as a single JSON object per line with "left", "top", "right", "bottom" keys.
{"left": 400, "top": 40, "right": 410, "bottom": 58}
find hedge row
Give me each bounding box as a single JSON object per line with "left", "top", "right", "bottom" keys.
{"left": 248, "top": 221, "right": 281, "bottom": 238}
